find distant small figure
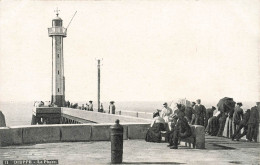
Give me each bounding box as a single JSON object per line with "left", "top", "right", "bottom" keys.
{"left": 67, "top": 101, "right": 71, "bottom": 108}
{"left": 0, "top": 110, "right": 6, "bottom": 127}
{"left": 85, "top": 103, "right": 89, "bottom": 110}
{"left": 81, "top": 104, "right": 85, "bottom": 110}
{"left": 88, "top": 101, "right": 93, "bottom": 111}
{"left": 109, "top": 101, "right": 116, "bottom": 114}
{"left": 70, "top": 103, "right": 73, "bottom": 108}
{"left": 40, "top": 101, "right": 44, "bottom": 107}
{"left": 100, "top": 103, "right": 104, "bottom": 113}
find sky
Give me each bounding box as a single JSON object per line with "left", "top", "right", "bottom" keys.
{"left": 0, "top": 0, "right": 259, "bottom": 104}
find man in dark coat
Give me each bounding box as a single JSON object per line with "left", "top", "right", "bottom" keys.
{"left": 194, "top": 99, "right": 206, "bottom": 126}
{"left": 233, "top": 102, "right": 243, "bottom": 133}
{"left": 168, "top": 104, "right": 192, "bottom": 149}
{"left": 216, "top": 97, "right": 236, "bottom": 137}
{"left": 185, "top": 102, "right": 195, "bottom": 124}
{"left": 205, "top": 106, "right": 216, "bottom": 129}
{"left": 246, "top": 106, "right": 259, "bottom": 142}
{"left": 232, "top": 109, "right": 250, "bottom": 141}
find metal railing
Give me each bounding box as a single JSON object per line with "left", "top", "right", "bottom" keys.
{"left": 48, "top": 27, "right": 67, "bottom": 36}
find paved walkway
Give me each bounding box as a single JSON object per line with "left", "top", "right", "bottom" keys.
{"left": 0, "top": 135, "right": 259, "bottom": 165}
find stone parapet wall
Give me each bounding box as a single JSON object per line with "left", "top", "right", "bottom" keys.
{"left": 0, "top": 123, "right": 150, "bottom": 147}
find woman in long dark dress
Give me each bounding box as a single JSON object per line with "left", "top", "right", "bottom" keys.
{"left": 145, "top": 111, "right": 165, "bottom": 143}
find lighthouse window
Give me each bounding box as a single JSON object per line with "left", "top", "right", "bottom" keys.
{"left": 58, "top": 88, "right": 59, "bottom": 92}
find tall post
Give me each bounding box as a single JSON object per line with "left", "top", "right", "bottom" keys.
{"left": 97, "top": 59, "right": 101, "bottom": 112}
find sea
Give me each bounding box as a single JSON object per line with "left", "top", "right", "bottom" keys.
{"left": 0, "top": 100, "right": 256, "bottom": 127}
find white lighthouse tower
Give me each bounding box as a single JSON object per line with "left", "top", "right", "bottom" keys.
{"left": 48, "top": 9, "right": 67, "bottom": 107}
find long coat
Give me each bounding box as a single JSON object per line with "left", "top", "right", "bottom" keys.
{"left": 194, "top": 104, "right": 206, "bottom": 126}
{"left": 233, "top": 106, "right": 243, "bottom": 124}
{"left": 109, "top": 104, "right": 116, "bottom": 114}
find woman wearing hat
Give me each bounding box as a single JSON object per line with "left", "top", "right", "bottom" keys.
{"left": 145, "top": 111, "right": 165, "bottom": 143}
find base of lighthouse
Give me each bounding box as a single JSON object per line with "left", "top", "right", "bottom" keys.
{"left": 51, "top": 95, "right": 65, "bottom": 107}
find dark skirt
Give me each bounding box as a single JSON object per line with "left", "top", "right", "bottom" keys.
{"left": 207, "top": 116, "right": 219, "bottom": 136}
{"left": 145, "top": 123, "right": 165, "bottom": 143}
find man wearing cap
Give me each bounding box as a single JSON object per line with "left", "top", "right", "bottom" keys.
{"left": 160, "top": 102, "right": 173, "bottom": 123}
{"left": 205, "top": 106, "right": 216, "bottom": 129}
{"left": 233, "top": 102, "right": 243, "bottom": 133}
{"left": 109, "top": 101, "right": 116, "bottom": 114}
{"left": 88, "top": 101, "right": 93, "bottom": 111}
{"left": 194, "top": 99, "right": 206, "bottom": 126}
{"left": 168, "top": 107, "right": 191, "bottom": 149}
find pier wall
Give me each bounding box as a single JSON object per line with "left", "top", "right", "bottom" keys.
{"left": 0, "top": 123, "right": 150, "bottom": 146}
{"left": 115, "top": 110, "right": 153, "bottom": 119}
{"left": 61, "top": 108, "right": 152, "bottom": 124}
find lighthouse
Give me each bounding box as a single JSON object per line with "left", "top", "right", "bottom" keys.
{"left": 48, "top": 9, "right": 67, "bottom": 107}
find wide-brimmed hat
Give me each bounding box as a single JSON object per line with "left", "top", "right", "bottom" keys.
{"left": 212, "top": 106, "right": 216, "bottom": 109}
{"left": 153, "top": 111, "right": 160, "bottom": 118}
{"left": 89, "top": 101, "right": 93, "bottom": 103}
{"left": 110, "top": 101, "right": 115, "bottom": 104}
{"left": 163, "top": 102, "right": 168, "bottom": 106}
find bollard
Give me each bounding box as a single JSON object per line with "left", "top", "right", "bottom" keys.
{"left": 110, "top": 119, "right": 124, "bottom": 164}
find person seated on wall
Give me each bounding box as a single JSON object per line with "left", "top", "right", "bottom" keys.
{"left": 160, "top": 102, "right": 173, "bottom": 123}
{"left": 168, "top": 104, "right": 192, "bottom": 149}
{"left": 145, "top": 111, "right": 166, "bottom": 143}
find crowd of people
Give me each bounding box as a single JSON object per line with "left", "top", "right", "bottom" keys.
{"left": 145, "top": 98, "right": 259, "bottom": 149}
{"left": 34, "top": 100, "right": 117, "bottom": 115}
{"left": 66, "top": 100, "right": 116, "bottom": 114}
